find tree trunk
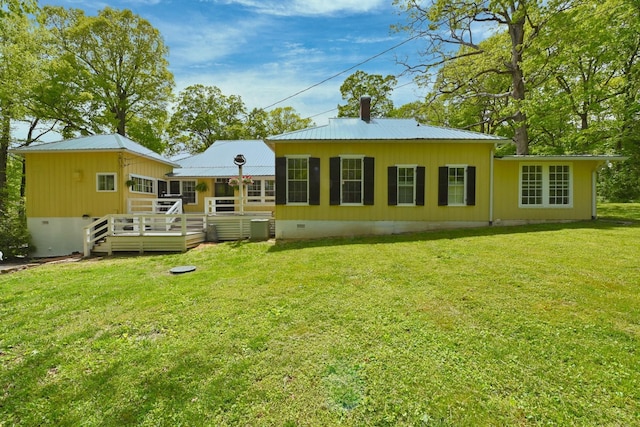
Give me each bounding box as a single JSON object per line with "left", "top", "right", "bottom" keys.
{"left": 0, "top": 113, "right": 10, "bottom": 213}
{"left": 508, "top": 16, "right": 529, "bottom": 155}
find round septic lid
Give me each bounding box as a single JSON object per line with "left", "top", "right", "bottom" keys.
{"left": 170, "top": 265, "right": 196, "bottom": 274}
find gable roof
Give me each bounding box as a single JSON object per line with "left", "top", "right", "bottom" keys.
{"left": 266, "top": 118, "right": 508, "bottom": 142}
{"left": 11, "top": 133, "right": 178, "bottom": 167}
{"left": 170, "top": 140, "right": 274, "bottom": 178}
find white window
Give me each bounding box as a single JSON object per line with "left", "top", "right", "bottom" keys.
{"left": 519, "top": 164, "right": 572, "bottom": 207}
{"left": 341, "top": 156, "right": 364, "bottom": 205}
{"left": 397, "top": 166, "right": 416, "bottom": 205}
{"left": 169, "top": 180, "right": 197, "bottom": 204}
{"left": 247, "top": 179, "right": 276, "bottom": 203}
{"left": 96, "top": 173, "right": 116, "bottom": 192}
{"left": 130, "top": 175, "right": 155, "bottom": 194}
{"left": 447, "top": 165, "right": 466, "bottom": 206}
{"left": 287, "top": 157, "right": 309, "bottom": 204}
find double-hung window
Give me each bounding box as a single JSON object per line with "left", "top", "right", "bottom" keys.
{"left": 438, "top": 165, "right": 476, "bottom": 206}
{"left": 388, "top": 165, "right": 426, "bottom": 206}
{"left": 330, "top": 156, "right": 375, "bottom": 206}
{"left": 519, "top": 164, "right": 572, "bottom": 207}
{"left": 341, "top": 157, "right": 363, "bottom": 204}
{"left": 97, "top": 173, "right": 116, "bottom": 192}
{"left": 275, "top": 156, "right": 320, "bottom": 205}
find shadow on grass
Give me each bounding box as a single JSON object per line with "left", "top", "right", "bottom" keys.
{"left": 266, "top": 218, "right": 639, "bottom": 253}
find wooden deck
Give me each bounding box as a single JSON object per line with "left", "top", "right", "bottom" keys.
{"left": 84, "top": 213, "right": 274, "bottom": 256}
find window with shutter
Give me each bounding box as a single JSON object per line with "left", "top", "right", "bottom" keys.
{"left": 438, "top": 165, "right": 475, "bottom": 206}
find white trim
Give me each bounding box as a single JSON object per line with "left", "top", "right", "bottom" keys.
{"left": 340, "top": 155, "right": 365, "bottom": 206}
{"left": 396, "top": 164, "right": 418, "bottom": 206}
{"left": 129, "top": 174, "right": 156, "bottom": 195}
{"left": 445, "top": 164, "right": 468, "bottom": 206}
{"left": 518, "top": 163, "right": 573, "bottom": 208}
{"left": 96, "top": 172, "right": 117, "bottom": 192}
{"left": 285, "top": 155, "right": 311, "bottom": 206}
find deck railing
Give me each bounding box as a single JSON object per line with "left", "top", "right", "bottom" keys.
{"left": 204, "top": 196, "right": 275, "bottom": 214}
{"left": 83, "top": 214, "right": 206, "bottom": 256}
{"left": 128, "top": 198, "right": 183, "bottom": 214}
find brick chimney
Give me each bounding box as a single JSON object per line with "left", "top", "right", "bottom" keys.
{"left": 360, "top": 95, "right": 371, "bottom": 123}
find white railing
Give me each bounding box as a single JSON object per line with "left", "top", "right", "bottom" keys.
{"left": 83, "top": 214, "right": 206, "bottom": 257}
{"left": 204, "top": 196, "right": 275, "bottom": 214}
{"left": 128, "top": 198, "right": 183, "bottom": 214}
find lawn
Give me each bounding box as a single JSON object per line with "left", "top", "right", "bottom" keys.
{"left": 1, "top": 204, "right": 639, "bottom": 426}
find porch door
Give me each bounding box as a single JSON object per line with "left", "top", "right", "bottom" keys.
{"left": 214, "top": 178, "right": 235, "bottom": 212}
{"left": 158, "top": 180, "right": 167, "bottom": 197}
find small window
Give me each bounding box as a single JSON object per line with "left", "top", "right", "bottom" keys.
{"left": 329, "top": 156, "right": 374, "bottom": 206}
{"left": 287, "top": 157, "right": 309, "bottom": 204}
{"left": 447, "top": 167, "right": 466, "bottom": 205}
{"left": 438, "top": 165, "right": 476, "bottom": 206}
{"left": 341, "top": 157, "right": 363, "bottom": 204}
{"left": 247, "top": 179, "right": 276, "bottom": 203}
{"left": 397, "top": 167, "right": 415, "bottom": 204}
{"left": 97, "top": 173, "right": 116, "bottom": 192}
{"left": 168, "top": 180, "right": 197, "bottom": 204}
{"left": 275, "top": 157, "right": 320, "bottom": 205}
{"left": 519, "top": 164, "right": 572, "bottom": 207}
{"left": 130, "top": 175, "right": 155, "bottom": 194}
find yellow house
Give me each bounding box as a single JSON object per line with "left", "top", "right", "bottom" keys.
{"left": 265, "top": 97, "right": 625, "bottom": 240}
{"left": 12, "top": 134, "right": 179, "bottom": 257}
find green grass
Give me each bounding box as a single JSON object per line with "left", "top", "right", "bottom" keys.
{"left": 1, "top": 204, "right": 640, "bottom": 426}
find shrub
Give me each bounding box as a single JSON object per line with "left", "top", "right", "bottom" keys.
{"left": 0, "top": 200, "right": 33, "bottom": 260}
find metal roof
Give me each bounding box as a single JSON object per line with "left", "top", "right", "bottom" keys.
{"left": 266, "top": 118, "right": 508, "bottom": 142}
{"left": 170, "top": 140, "right": 275, "bottom": 178}
{"left": 11, "top": 133, "right": 178, "bottom": 167}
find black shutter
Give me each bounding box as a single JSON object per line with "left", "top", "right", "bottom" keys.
{"left": 309, "top": 157, "right": 320, "bottom": 205}
{"left": 438, "top": 166, "right": 448, "bottom": 206}
{"left": 363, "top": 157, "right": 375, "bottom": 205}
{"left": 329, "top": 157, "right": 341, "bottom": 205}
{"left": 416, "top": 166, "right": 426, "bottom": 206}
{"left": 388, "top": 166, "right": 398, "bottom": 206}
{"left": 275, "top": 157, "right": 287, "bottom": 205}
{"left": 466, "top": 166, "right": 476, "bottom": 206}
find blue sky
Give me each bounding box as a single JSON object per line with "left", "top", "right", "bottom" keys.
{"left": 45, "top": 0, "right": 426, "bottom": 125}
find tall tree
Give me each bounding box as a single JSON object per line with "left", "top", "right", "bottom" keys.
{"left": 0, "top": 11, "right": 41, "bottom": 212}
{"left": 168, "top": 85, "right": 246, "bottom": 154}
{"left": 0, "top": 0, "right": 36, "bottom": 18}
{"left": 40, "top": 6, "right": 174, "bottom": 150}
{"left": 244, "top": 107, "right": 313, "bottom": 138}
{"left": 393, "top": 0, "right": 576, "bottom": 154}
{"left": 337, "top": 71, "right": 397, "bottom": 118}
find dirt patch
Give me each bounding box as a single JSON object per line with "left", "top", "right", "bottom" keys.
{"left": 0, "top": 254, "right": 83, "bottom": 274}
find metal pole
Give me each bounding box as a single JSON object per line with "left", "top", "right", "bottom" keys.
{"left": 239, "top": 164, "right": 244, "bottom": 215}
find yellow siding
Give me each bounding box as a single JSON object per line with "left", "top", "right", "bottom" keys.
{"left": 275, "top": 141, "right": 494, "bottom": 222}
{"left": 493, "top": 160, "right": 597, "bottom": 221}
{"left": 25, "top": 151, "right": 173, "bottom": 218}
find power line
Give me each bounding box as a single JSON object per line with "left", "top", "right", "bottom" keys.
{"left": 261, "top": 35, "right": 421, "bottom": 111}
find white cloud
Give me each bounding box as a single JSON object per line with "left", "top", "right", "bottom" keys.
{"left": 213, "top": 0, "right": 388, "bottom": 17}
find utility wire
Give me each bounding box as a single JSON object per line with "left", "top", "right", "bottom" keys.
{"left": 261, "top": 34, "right": 421, "bottom": 111}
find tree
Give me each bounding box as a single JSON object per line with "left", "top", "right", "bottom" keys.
{"left": 0, "top": 0, "right": 36, "bottom": 18}
{"left": 337, "top": 71, "right": 397, "bottom": 118}
{"left": 168, "top": 85, "right": 247, "bottom": 154}
{"left": 0, "top": 11, "right": 41, "bottom": 213}
{"left": 244, "top": 107, "right": 313, "bottom": 138}
{"left": 39, "top": 6, "right": 174, "bottom": 151}
{"left": 393, "top": 0, "right": 576, "bottom": 154}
